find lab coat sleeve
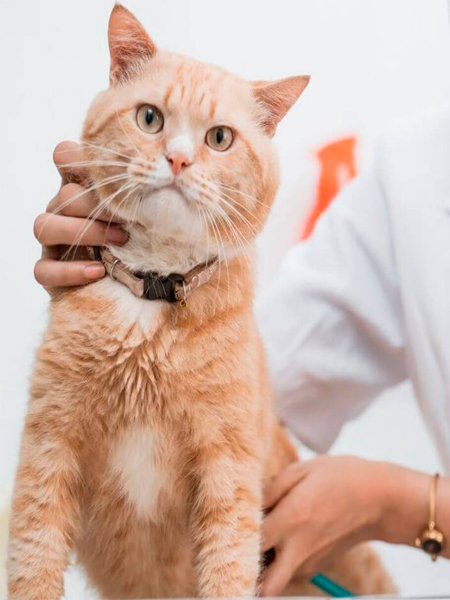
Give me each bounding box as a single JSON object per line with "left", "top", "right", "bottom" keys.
{"left": 255, "top": 158, "right": 406, "bottom": 452}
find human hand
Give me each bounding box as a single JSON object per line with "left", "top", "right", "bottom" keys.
{"left": 33, "top": 140, "right": 128, "bottom": 291}
{"left": 260, "top": 456, "right": 386, "bottom": 596}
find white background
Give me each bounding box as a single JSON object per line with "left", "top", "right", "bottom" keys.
{"left": 1, "top": 0, "right": 450, "bottom": 596}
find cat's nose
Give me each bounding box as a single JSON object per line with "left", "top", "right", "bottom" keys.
{"left": 165, "top": 152, "right": 192, "bottom": 176}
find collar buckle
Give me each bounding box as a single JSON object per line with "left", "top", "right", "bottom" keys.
{"left": 142, "top": 272, "right": 184, "bottom": 303}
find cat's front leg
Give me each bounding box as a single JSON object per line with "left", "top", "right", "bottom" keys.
{"left": 192, "top": 443, "right": 262, "bottom": 597}
{"left": 8, "top": 409, "right": 82, "bottom": 600}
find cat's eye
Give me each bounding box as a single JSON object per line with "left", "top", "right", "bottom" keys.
{"left": 136, "top": 104, "right": 164, "bottom": 134}
{"left": 205, "top": 126, "right": 234, "bottom": 152}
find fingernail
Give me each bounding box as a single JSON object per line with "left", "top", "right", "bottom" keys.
{"left": 84, "top": 264, "right": 106, "bottom": 280}
{"left": 106, "top": 226, "right": 128, "bottom": 245}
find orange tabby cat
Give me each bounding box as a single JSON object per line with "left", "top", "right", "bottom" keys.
{"left": 8, "top": 5, "right": 395, "bottom": 599}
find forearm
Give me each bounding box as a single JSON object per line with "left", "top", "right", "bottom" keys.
{"left": 374, "top": 462, "right": 450, "bottom": 558}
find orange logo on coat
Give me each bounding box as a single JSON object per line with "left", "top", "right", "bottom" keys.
{"left": 301, "top": 136, "right": 357, "bottom": 240}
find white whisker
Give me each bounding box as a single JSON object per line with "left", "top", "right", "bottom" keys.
{"left": 213, "top": 181, "right": 268, "bottom": 208}
{"left": 58, "top": 160, "right": 130, "bottom": 170}
{"left": 61, "top": 180, "right": 136, "bottom": 261}
{"left": 53, "top": 173, "right": 132, "bottom": 216}
{"left": 35, "top": 173, "right": 133, "bottom": 243}
{"left": 212, "top": 204, "right": 252, "bottom": 268}
{"left": 105, "top": 183, "right": 140, "bottom": 227}
{"left": 77, "top": 140, "right": 136, "bottom": 162}
{"left": 192, "top": 175, "right": 264, "bottom": 232}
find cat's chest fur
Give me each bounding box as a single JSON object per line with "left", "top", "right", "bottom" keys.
{"left": 108, "top": 427, "right": 172, "bottom": 520}
{"left": 80, "top": 278, "right": 188, "bottom": 521}
{"left": 91, "top": 276, "right": 166, "bottom": 333}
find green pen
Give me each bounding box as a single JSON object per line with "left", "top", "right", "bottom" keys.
{"left": 310, "top": 573, "right": 355, "bottom": 597}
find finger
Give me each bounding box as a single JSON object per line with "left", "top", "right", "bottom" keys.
{"left": 47, "top": 182, "right": 96, "bottom": 217}
{"left": 262, "top": 496, "right": 294, "bottom": 551}
{"left": 260, "top": 545, "right": 297, "bottom": 597}
{"left": 46, "top": 182, "right": 125, "bottom": 223}
{"left": 34, "top": 213, "right": 128, "bottom": 247}
{"left": 34, "top": 259, "right": 106, "bottom": 288}
{"left": 53, "top": 140, "right": 88, "bottom": 185}
{"left": 264, "top": 462, "right": 307, "bottom": 511}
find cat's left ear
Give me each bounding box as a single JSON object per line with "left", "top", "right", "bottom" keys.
{"left": 252, "top": 75, "right": 310, "bottom": 136}
{"left": 108, "top": 4, "right": 157, "bottom": 84}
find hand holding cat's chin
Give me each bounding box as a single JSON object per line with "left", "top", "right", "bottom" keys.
{"left": 34, "top": 141, "right": 129, "bottom": 291}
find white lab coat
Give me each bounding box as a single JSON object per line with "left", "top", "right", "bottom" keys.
{"left": 256, "top": 104, "right": 450, "bottom": 473}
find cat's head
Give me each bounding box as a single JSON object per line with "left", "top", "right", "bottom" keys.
{"left": 82, "top": 4, "right": 309, "bottom": 265}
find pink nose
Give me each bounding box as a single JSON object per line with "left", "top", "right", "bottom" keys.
{"left": 166, "top": 152, "right": 192, "bottom": 175}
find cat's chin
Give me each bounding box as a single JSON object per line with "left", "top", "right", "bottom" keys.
{"left": 106, "top": 187, "right": 247, "bottom": 276}
{"left": 108, "top": 221, "right": 217, "bottom": 277}
{"left": 118, "top": 185, "right": 199, "bottom": 232}
{"left": 143, "top": 183, "right": 189, "bottom": 206}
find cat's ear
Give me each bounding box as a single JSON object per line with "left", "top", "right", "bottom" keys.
{"left": 252, "top": 75, "right": 310, "bottom": 136}
{"left": 108, "top": 4, "right": 157, "bottom": 84}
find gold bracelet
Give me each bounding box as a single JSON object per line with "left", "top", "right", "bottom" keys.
{"left": 415, "top": 473, "right": 445, "bottom": 561}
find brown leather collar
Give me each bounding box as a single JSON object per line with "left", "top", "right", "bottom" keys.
{"left": 88, "top": 246, "right": 219, "bottom": 304}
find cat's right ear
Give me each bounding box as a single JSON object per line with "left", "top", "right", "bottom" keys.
{"left": 252, "top": 76, "right": 310, "bottom": 137}
{"left": 108, "top": 4, "right": 157, "bottom": 84}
